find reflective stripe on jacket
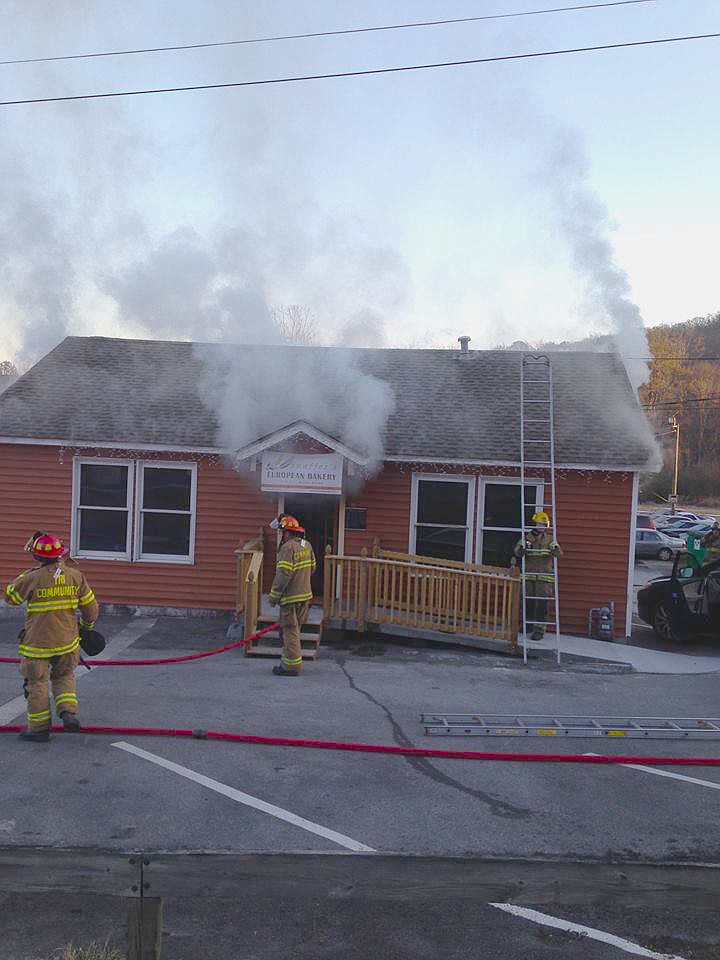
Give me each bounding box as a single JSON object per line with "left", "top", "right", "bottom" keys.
{"left": 5, "top": 560, "right": 99, "bottom": 658}
{"left": 270, "top": 537, "right": 316, "bottom": 605}
{"left": 513, "top": 530, "right": 562, "bottom": 576}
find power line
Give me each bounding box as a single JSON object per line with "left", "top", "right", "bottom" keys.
{"left": 2, "top": 31, "right": 717, "bottom": 108}
{"left": 0, "top": 1, "right": 658, "bottom": 67}
{"left": 642, "top": 395, "right": 720, "bottom": 407}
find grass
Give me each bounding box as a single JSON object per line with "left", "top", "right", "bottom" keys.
{"left": 53, "top": 945, "right": 125, "bottom": 960}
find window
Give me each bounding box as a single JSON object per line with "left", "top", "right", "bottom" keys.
{"left": 345, "top": 507, "right": 368, "bottom": 531}
{"left": 73, "top": 460, "right": 133, "bottom": 559}
{"left": 478, "top": 480, "right": 543, "bottom": 567}
{"left": 136, "top": 463, "right": 197, "bottom": 562}
{"left": 410, "top": 476, "right": 474, "bottom": 563}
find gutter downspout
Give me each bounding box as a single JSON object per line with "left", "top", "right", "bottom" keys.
{"left": 625, "top": 472, "right": 639, "bottom": 640}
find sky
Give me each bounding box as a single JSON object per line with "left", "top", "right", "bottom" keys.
{"left": 0, "top": 0, "right": 718, "bottom": 371}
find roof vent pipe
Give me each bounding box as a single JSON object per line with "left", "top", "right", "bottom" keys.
{"left": 458, "top": 336, "right": 471, "bottom": 353}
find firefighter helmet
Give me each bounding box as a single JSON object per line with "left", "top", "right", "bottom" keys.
{"left": 79, "top": 626, "right": 106, "bottom": 657}
{"left": 531, "top": 511, "right": 550, "bottom": 526}
{"left": 270, "top": 513, "right": 305, "bottom": 534}
{"left": 29, "top": 533, "right": 68, "bottom": 560}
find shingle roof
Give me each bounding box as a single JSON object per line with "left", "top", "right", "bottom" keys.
{"left": 0, "top": 336, "right": 658, "bottom": 469}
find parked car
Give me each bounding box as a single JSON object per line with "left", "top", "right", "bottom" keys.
{"left": 656, "top": 518, "right": 701, "bottom": 536}
{"left": 636, "top": 512, "right": 656, "bottom": 530}
{"left": 637, "top": 551, "right": 720, "bottom": 642}
{"left": 635, "top": 529, "right": 685, "bottom": 561}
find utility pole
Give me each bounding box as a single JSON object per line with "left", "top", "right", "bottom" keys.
{"left": 669, "top": 415, "right": 680, "bottom": 514}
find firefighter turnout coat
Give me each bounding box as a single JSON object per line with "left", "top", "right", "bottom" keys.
{"left": 513, "top": 529, "right": 562, "bottom": 582}
{"left": 269, "top": 536, "right": 316, "bottom": 606}
{"left": 5, "top": 560, "right": 99, "bottom": 659}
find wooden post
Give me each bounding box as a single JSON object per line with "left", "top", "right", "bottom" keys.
{"left": 357, "top": 547, "right": 369, "bottom": 632}
{"left": 127, "top": 897, "right": 163, "bottom": 960}
{"left": 323, "top": 545, "right": 332, "bottom": 624}
{"left": 244, "top": 572, "right": 258, "bottom": 644}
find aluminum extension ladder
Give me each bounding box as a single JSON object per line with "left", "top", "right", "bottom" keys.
{"left": 422, "top": 713, "right": 720, "bottom": 740}
{"left": 519, "top": 355, "right": 560, "bottom": 664}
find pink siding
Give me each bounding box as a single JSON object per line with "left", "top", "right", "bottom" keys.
{"left": 0, "top": 445, "right": 277, "bottom": 610}
{"left": 0, "top": 445, "right": 633, "bottom": 637}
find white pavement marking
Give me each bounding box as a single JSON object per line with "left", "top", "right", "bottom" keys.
{"left": 584, "top": 753, "right": 720, "bottom": 793}
{"left": 112, "top": 740, "right": 376, "bottom": 853}
{"left": 0, "top": 619, "right": 157, "bottom": 724}
{"left": 490, "top": 903, "right": 687, "bottom": 959}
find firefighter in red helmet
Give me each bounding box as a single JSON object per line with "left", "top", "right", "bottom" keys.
{"left": 4, "top": 531, "right": 99, "bottom": 742}
{"left": 268, "top": 514, "right": 316, "bottom": 676}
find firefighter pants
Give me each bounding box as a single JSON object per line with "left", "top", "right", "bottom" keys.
{"left": 524, "top": 577, "right": 552, "bottom": 637}
{"left": 19, "top": 650, "right": 80, "bottom": 731}
{"left": 279, "top": 602, "right": 310, "bottom": 673}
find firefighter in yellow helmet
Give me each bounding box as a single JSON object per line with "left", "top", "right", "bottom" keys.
{"left": 513, "top": 511, "right": 562, "bottom": 642}
{"left": 4, "top": 531, "right": 100, "bottom": 742}
{"left": 268, "top": 514, "right": 316, "bottom": 676}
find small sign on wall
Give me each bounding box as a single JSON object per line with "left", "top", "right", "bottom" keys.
{"left": 261, "top": 452, "right": 343, "bottom": 495}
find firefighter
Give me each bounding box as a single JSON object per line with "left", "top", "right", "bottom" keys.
{"left": 4, "top": 531, "right": 99, "bottom": 742}
{"left": 268, "top": 514, "right": 316, "bottom": 677}
{"left": 700, "top": 522, "right": 720, "bottom": 562}
{"left": 513, "top": 511, "right": 562, "bottom": 642}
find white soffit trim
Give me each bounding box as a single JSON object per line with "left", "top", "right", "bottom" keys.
{"left": 232, "top": 420, "right": 369, "bottom": 466}
{"left": 0, "top": 436, "right": 224, "bottom": 454}
{"left": 384, "top": 455, "right": 647, "bottom": 473}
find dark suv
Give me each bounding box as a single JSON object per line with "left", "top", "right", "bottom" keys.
{"left": 637, "top": 551, "right": 720, "bottom": 642}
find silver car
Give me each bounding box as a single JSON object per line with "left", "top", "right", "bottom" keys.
{"left": 635, "top": 528, "right": 686, "bottom": 561}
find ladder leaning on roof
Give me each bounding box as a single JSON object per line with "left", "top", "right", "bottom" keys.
{"left": 519, "top": 355, "right": 561, "bottom": 664}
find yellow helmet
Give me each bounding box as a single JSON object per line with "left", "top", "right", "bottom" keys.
{"left": 532, "top": 511, "right": 550, "bottom": 526}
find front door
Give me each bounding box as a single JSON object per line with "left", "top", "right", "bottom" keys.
{"left": 283, "top": 495, "right": 338, "bottom": 596}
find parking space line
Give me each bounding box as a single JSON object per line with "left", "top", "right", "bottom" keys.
{"left": 584, "top": 753, "right": 720, "bottom": 792}
{"left": 490, "top": 903, "right": 687, "bottom": 959}
{"left": 0, "top": 619, "right": 157, "bottom": 725}
{"left": 112, "top": 740, "right": 376, "bottom": 853}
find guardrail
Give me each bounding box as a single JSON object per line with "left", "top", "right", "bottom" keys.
{"left": 323, "top": 549, "right": 520, "bottom": 647}
{"left": 234, "top": 534, "right": 264, "bottom": 645}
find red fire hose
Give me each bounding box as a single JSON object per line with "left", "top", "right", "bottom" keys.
{"left": 0, "top": 623, "right": 278, "bottom": 666}
{"left": 3, "top": 623, "right": 720, "bottom": 765}
{"left": 0, "top": 722, "right": 719, "bottom": 766}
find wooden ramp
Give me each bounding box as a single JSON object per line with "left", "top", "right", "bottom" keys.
{"left": 323, "top": 548, "right": 522, "bottom": 655}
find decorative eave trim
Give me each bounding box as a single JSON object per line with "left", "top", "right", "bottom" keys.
{"left": 0, "top": 436, "right": 651, "bottom": 473}
{"left": 231, "top": 420, "right": 369, "bottom": 466}
{"left": 384, "top": 455, "right": 650, "bottom": 473}
{"left": 0, "top": 436, "right": 225, "bottom": 455}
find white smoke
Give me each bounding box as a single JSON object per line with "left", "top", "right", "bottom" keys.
{"left": 195, "top": 343, "right": 395, "bottom": 470}
{"left": 544, "top": 130, "right": 650, "bottom": 392}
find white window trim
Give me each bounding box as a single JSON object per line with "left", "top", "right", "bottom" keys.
{"left": 476, "top": 477, "right": 544, "bottom": 565}
{"left": 409, "top": 473, "right": 476, "bottom": 563}
{"left": 71, "top": 457, "right": 134, "bottom": 561}
{"left": 134, "top": 460, "right": 198, "bottom": 564}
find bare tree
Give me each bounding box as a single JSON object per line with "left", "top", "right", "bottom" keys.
{"left": 0, "top": 360, "right": 18, "bottom": 393}
{"left": 271, "top": 304, "right": 317, "bottom": 345}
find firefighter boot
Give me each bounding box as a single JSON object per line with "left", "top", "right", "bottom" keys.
{"left": 19, "top": 728, "right": 50, "bottom": 742}
{"left": 272, "top": 665, "right": 299, "bottom": 677}
{"left": 60, "top": 711, "right": 81, "bottom": 732}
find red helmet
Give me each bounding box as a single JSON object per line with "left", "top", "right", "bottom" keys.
{"left": 271, "top": 514, "right": 305, "bottom": 534}
{"left": 29, "top": 533, "right": 68, "bottom": 560}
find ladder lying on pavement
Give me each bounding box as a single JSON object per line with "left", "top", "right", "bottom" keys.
{"left": 422, "top": 713, "right": 720, "bottom": 739}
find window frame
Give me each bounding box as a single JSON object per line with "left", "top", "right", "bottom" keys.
{"left": 134, "top": 460, "right": 197, "bottom": 564}
{"left": 71, "top": 457, "right": 134, "bottom": 561}
{"left": 476, "top": 477, "right": 545, "bottom": 566}
{"left": 409, "top": 473, "right": 476, "bottom": 564}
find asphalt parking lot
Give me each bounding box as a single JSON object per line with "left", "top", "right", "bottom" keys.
{"left": 2, "top": 613, "right": 720, "bottom": 958}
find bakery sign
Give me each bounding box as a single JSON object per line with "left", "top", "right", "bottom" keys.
{"left": 261, "top": 453, "right": 343, "bottom": 495}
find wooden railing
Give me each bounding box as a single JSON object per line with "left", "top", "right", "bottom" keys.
{"left": 323, "top": 549, "right": 521, "bottom": 648}
{"left": 234, "top": 534, "right": 264, "bottom": 642}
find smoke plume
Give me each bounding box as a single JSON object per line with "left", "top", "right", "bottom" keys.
{"left": 544, "top": 130, "right": 650, "bottom": 391}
